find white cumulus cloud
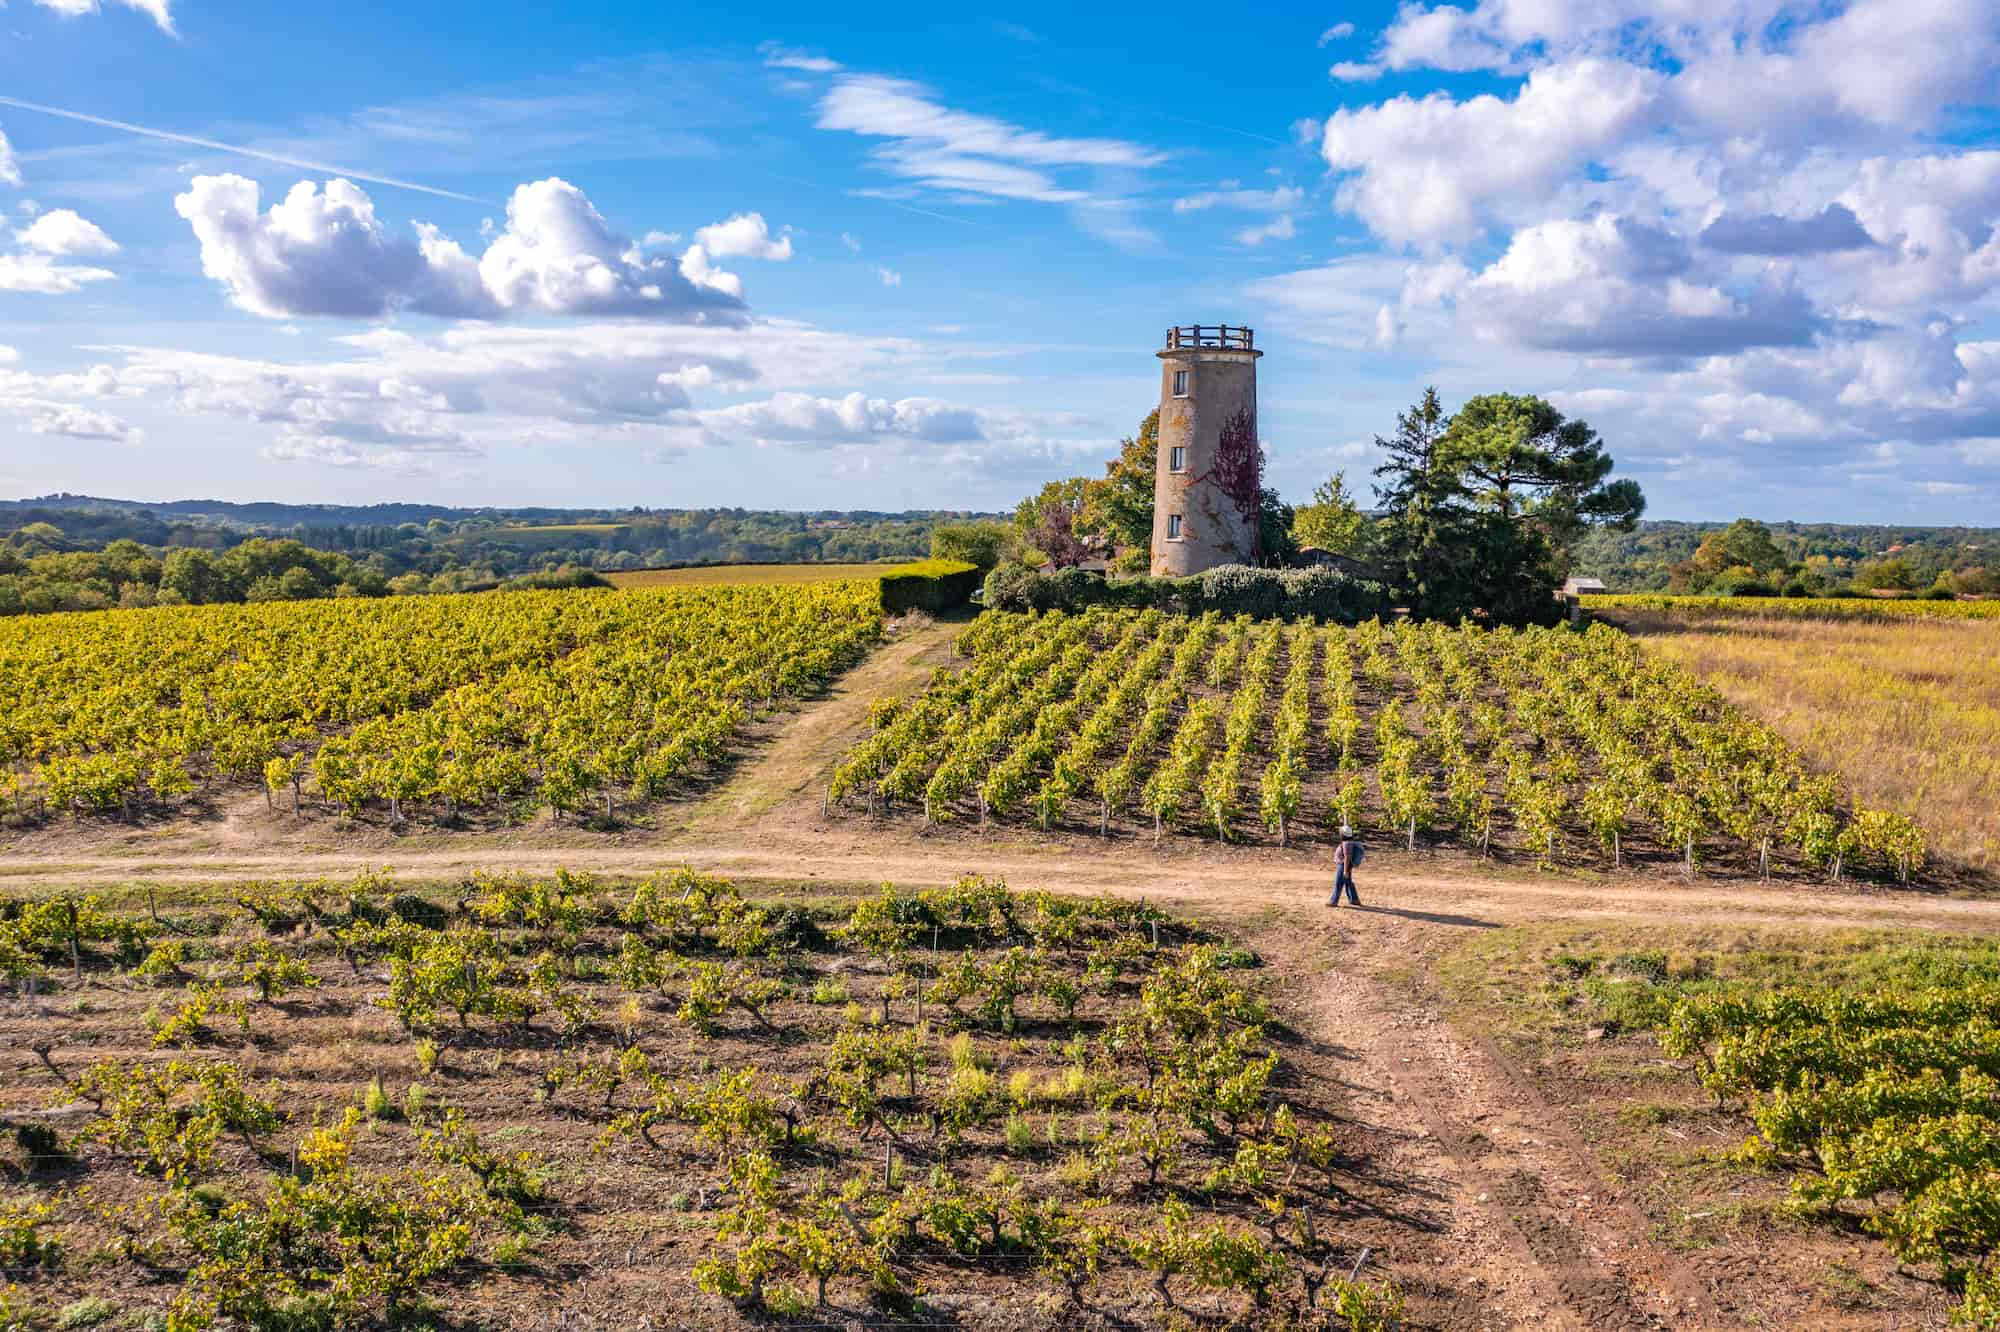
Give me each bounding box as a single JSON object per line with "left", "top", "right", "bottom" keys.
{"left": 697, "top": 391, "right": 982, "bottom": 446}
{"left": 17, "top": 209, "right": 119, "bottom": 257}
{"left": 1235, "top": 216, "right": 1297, "bottom": 247}
{"left": 1321, "top": 58, "right": 1660, "bottom": 246}
{"left": 173, "top": 174, "right": 749, "bottom": 322}
{"left": 0, "top": 252, "right": 116, "bottom": 293}
{"left": 32, "top": 0, "right": 175, "bottom": 34}
{"left": 691, "top": 213, "right": 793, "bottom": 261}
{"left": 30, "top": 405, "right": 142, "bottom": 442}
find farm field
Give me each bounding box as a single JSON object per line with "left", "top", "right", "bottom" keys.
{"left": 0, "top": 581, "right": 883, "bottom": 831}
{"left": 5, "top": 591, "right": 2000, "bottom": 1330}
{"left": 1438, "top": 921, "right": 2000, "bottom": 1327}
{"left": 6, "top": 862, "right": 1998, "bottom": 1331}
{"left": 828, "top": 609, "right": 1926, "bottom": 885}
{"left": 1606, "top": 606, "right": 2000, "bottom": 876}
{"left": 1589, "top": 593, "right": 2000, "bottom": 621}
{"left": 607, "top": 563, "right": 912, "bottom": 589}
{"left": 0, "top": 870, "right": 1409, "bottom": 1331}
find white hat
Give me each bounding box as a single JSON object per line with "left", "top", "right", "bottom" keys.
{"left": 1339, "top": 825, "right": 1353, "bottom": 837}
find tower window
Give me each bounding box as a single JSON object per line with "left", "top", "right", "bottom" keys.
{"left": 1169, "top": 446, "right": 1186, "bottom": 472}
{"left": 1172, "top": 369, "right": 1189, "bottom": 397}
{"left": 1166, "top": 514, "right": 1183, "bottom": 540}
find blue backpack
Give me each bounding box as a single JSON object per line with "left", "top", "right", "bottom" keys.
{"left": 1346, "top": 839, "right": 1365, "bottom": 868}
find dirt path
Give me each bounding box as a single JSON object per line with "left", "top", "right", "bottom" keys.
{"left": 675, "top": 616, "right": 962, "bottom": 833}
{"left": 6, "top": 830, "right": 1990, "bottom": 931}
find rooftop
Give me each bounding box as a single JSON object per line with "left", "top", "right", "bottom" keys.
{"left": 1165, "top": 324, "right": 1254, "bottom": 351}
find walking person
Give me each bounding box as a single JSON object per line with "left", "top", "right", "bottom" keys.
{"left": 1327, "top": 825, "right": 1364, "bottom": 908}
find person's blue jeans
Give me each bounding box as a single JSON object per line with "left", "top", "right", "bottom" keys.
{"left": 1330, "top": 868, "right": 1359, "bottom": 905}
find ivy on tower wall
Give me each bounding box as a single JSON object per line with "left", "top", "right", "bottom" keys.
{"left": 1195, "top": 407, "right": 1262, "bottom": 564}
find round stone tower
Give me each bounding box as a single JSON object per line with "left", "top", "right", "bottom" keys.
{"left": 1150, "top": 324, "right": 1263, "bottom": 577}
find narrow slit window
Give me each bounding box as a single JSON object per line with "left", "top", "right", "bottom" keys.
{"left": 1169, "top": 446, "right": 1186, "bottom": 472}
{"left": 1172, "top": 369, "right": 1189, "bottom": 397}
{"left": 1167, "top": 514, "right": 1183, "bottom": 540}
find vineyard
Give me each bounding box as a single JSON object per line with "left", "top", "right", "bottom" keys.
{"left": 1459, "top": 925, "right": 2000, "bottom": 1329}
{"left": 0, "top": 582, "right": 882, "bottom": 828}
{"left": 0, "top": 870, "right": 1401, "bottom": 1330}
{"left": 1665, "top": 966, "right": 2000, "bottom": 1326}
{"left": 830, "top": 609, "right": 1927, "bottom": 882}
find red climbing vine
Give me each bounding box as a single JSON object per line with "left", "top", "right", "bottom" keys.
{"left": 1196, "top": 407, "right": 1263, "bottom": 562}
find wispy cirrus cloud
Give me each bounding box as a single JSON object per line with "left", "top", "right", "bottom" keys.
{"left": 1172, "top": 184, "right": 1302, "bottom": 214}
{"left": 0, "top": 96, "right": 489, "bottom": 203}
{"left": 759, "top": 42, "right": 842, "bottom": 73}
{"left": 813, "top": 73, "right": 1164, "bottom": 209}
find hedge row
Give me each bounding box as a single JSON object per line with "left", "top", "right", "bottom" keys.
{"left": 982, "top": 563, "right": 1391, "bottom": 622}
{"left": 879, "top": 559, "right": 982, "bottom": 614}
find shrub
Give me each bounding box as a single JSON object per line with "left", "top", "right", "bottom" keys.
{"left": 880, "top": 560, "right": 980, "bottom": 615}
{"left": 1198, "top": 565, "right": 1283, "bottom": 619}
{"left": 0, "top": 1196, "right": 61, "bottom": 1271}
{"left": 15, "top": 1122, "right": 61, "bottom": 1162}
{"left": 981, "top": 564, "right": 1388, "bottom": 622}
{"left": 165, "top": 1109, "right": 494, "bottom": 1331}
{"left": 55, "top": 1295, "right": 116, "bottom": 1329}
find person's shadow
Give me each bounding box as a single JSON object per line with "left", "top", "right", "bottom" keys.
{"left": 1340, "top": 904, "right": 1500, "bottom": 929}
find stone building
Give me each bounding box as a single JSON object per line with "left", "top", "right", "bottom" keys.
{"left": 1150, "top": 324, "right": 1263, "bottom": 576}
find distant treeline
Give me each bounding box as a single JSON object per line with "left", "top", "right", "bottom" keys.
{"left": 0, "top": 500, "right": 1000, "bottom": 616}
{"left": 1573, "top": 520, "right": 2000, "bottom": 594}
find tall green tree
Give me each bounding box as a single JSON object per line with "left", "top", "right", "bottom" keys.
{"left": 1289, "top": 470, "right": 1366, "bottom": 555}
{"left": 1082, "top": 410, "right": 1158, "bottom": 572}
{"left": 1373, "top": 387, "right": 1643, "bottom": 624}
{"left": 1257, "top": 481, "right": 1297, "bottom": 569}
{"left": 1668, "top": 518, "right": 1790, "bottom": 591}
{"left": 1436, "top": 393, "right": 1645, "bottom": 561}
{"left": 929, "top": 521, "right": 1018, "bottom": 573}
{"left": 1371, "top": 388, "right": 1463, "bottom": 612}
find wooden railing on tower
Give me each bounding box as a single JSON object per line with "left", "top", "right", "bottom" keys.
{"left": 1165, "top": 325, "right": 1254, "bottom": 351}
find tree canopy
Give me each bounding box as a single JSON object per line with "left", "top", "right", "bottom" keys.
{"left": 1083, "top": 410, "right": 1158, "bottom": 572}
{"left": 1289, "top": 471, "right": 1366, "bottom": 555}
{"left": 1373, "top": 388, "right": 1644, "bottom": 622}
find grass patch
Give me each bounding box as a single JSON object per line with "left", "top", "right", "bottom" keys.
{"left": 605, "top": 562, "right": 908, "bottom": 589}
{"left": 1438, "top": 919, "right": 2000, "bottom": 1045}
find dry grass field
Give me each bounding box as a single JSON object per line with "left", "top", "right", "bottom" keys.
{"left": 1607, "top": 608, "right": 2000, "bottom": 876}
{"left": 606, "top": 563, "right": 906, "bottom": 589}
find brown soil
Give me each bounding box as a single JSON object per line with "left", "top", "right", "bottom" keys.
{"left": 4, "top": 625, "right": 1994, "bottom": 1329}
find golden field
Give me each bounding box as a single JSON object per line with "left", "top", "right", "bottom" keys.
{"left": 604, "top": 562, "right": 902, "bottom": 588}
{"left": 1609, "top": 608, "right": 2000, "bottom": 876}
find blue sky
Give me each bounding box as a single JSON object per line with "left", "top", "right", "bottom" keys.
{"left": 1, "top": 0, "right": 1998, "bottom": 522}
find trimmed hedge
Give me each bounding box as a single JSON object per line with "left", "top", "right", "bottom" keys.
{"left": 879, "top": 559, "right": 982, "bottom": 615}
{"left": 981, "top": 563, "right": 1390, "bottom": 622}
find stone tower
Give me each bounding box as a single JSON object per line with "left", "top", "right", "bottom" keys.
{"left": 1150, "top": 324, "right": 1263, "bottom": 576}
